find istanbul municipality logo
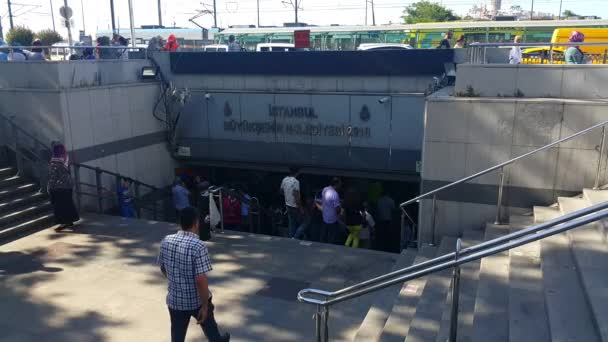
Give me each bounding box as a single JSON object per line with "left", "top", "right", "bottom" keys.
{"left": 224, "top": 101, "right": 232, "bottom": 117}
{"left": 360, "top": 105, "right": 371, "bottom": 122}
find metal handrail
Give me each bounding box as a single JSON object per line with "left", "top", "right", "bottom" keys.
{"left": 467, "top": 41, "right": 608, "bottom": 64}
{"left": 0, "top": 112, "right": 168, "bottom": 221}
{"left": 399, "top": 119, "right": 608, "bottom": 241}
{"left": 298, "top": 201, "right": 608, "bottom": 341}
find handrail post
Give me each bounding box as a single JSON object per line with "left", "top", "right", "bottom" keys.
{"left": 219, "top": 189, "right": 225, "bottom": 233}
{"left": 134, "top": 182, "right": 141, "bottom": 218}
{"left": 494, "top": 167, "right": 506, "bottom": 225}
{"left": 11, "top": 122, "right": 23, "bottom": 175}
{"left": 153, "top": 196, "right": 158, "bottom": 221}
{"left": 430, "top": 195, "right": 437, "bottom": 246}
{"left": 74, "top": 164, "right": 82, "bottom": 211}
{"left": 95, "top": 167, "right": 103, "bottom": 213}
{"left": 549, "top": 43, "right": 554, "bottom": 64}
{"left": 594, "top": 126, "right": 606, "bottom": 190}
{"left": 323, "top": 306, "right": 330, "bottom": 342}
{"left": 315, "top": 305, "right": 322, "bottom": 342}
{"left": 448, "top": 238, "right": 463, "bottom": 342}
{"left": 115, "top": 174, "right": 122, "bottom": 208}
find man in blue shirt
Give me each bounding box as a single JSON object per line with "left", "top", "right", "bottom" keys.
{"left": 172, "top": 178, "right": 191, "bottom": 222}
{"left": 117, "top": 178, "right": 136, "bottom": 218}
{"left": 158, "top": 207, "right": 230, "bottom": 342}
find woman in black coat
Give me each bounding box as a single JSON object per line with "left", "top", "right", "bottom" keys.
{"left": 48, "top": 143, "right": 80, "bottom": 231}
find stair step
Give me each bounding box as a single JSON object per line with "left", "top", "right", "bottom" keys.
{"left": 533, "top": 206, "right": 561, "bottom": 224}
{"left": 567, "top": 226, "right": 608, "bottom": 342}
{"left": 582, "top": 188, "right": 608, "bottom": 243}
{"left": 353, "top": 249, "right": 418, "bottom": 342}
{"left": 0, "top": 201, "right": 52, "bottom": 228}
{"left": 380, "top": 246, "right": 437, "bottom": 342}
{"left": 583, "top": 188, "right": 608, "bottom": 206}
{"left": 0, "top": 183, "right": 38, "bottom": 202}
{"left": 508, "top": 223, "right": 551, "bottom": 342}
{"left": 541, "top": 233, "right": 601, "bottom": 342}
{"left": 0, "top": 167, "right": 15, "bottom": 179}
{"left": 404, "top": 237, "right": 457, "bottom": 342}
{"left": 0, "top": 191, "right": 47, "bottom": 216}
{"left": 471, "top": 224, "right": 510, "bottom": 342}
{"left": 0, "top": 175, "right": 25, "bottom": 190}
{"left": 435, "top": 230, "right": 484, "bottom": 342}
{"left": 0, "top": 212, "right": 54, "bottom": 242}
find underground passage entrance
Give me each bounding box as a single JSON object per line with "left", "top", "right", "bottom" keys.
{"left": 176, "top": 164, "right": 420, "bottom": 253}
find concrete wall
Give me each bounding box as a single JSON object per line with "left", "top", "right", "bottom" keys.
{"left": 0, "top": 60, "right": 175, "bottom": 196}
{"left": 152, "top": 52, "right": 435, "bottom": 95}
{"left": 419, "top": 95, "right": 608, "bottom": 243}
{"left": 455, "top": 64, "right": 608, "bottom": 99}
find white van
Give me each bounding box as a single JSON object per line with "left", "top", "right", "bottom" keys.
{"left": 256, "top": 43, "right": 296, "bottom": 52}
{"left": 203, "top": 44, "right": 229, "bottom": 52}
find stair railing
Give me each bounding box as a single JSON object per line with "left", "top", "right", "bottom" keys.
{"left": 72, "top": 163, "right": 169, "bottom": 221}
{"left": 298, "top": 201, "right": 608, "bottom": 342}
{"left": 402, "top": 119, "right": 608, "bottom": 246}
{"left": 0, "top": 113, "right": 169, "bottom": 221}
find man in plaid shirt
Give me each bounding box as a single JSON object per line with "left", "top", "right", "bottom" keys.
{"left": 159, "top": 207, "right": 230, "bottom": 342}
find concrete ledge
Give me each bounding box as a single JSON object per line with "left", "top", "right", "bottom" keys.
{"left": 455, "top": 64, "right": 608, "bottom": 99}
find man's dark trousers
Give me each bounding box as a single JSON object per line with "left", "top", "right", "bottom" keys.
{"left": 169, "top": 297, "right": 225, "bottom": 342}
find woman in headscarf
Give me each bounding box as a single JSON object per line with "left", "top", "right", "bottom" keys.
{"left": 565, "top": 31, "right": 585, "bottom": 64}
{"left": 165, "top": 34, "right": 179, "bottom": 52}
{"left": 47, "top": 142, "right": 80, "bottom": 231}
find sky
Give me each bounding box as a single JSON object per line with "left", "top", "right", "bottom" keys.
{"left": 0, "top": 0, "right": 606, "bottom": 35}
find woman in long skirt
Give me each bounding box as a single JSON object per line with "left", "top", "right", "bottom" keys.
{"left": 48, "top": 143, "right": 80, "bottom": 231}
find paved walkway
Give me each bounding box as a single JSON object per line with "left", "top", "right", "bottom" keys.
{"left": 0, "top": 214, "right": 397, "bottom": 341}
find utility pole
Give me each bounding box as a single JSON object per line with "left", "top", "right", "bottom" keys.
{"left": 157, "top": 0, "right": 162, "bottom": 26}
{"left": 295, "top": 0, "right": 298, "bottom": 24}
{"left": 63, "top": 0, "right": 73, "bottom": 46}
{"left": 257, "top": 0, "right": 260, "bottom": 27}
{"left": 7, "top": 0, "right": 14, "bottom": 30}
{"left": 80, "top": 0, "right": 85, "bottom": 33}
{"left": 213, "top": 0, "right": 217, "bottom": 28}
{"left": 371, "top": 0, "right": 375, "bottom": 25}
{"left": 50, "top": 0, "right": 56, "bottom": 31}
{"left": 365, "top": 0, "right": 367, "bottom": 25}
{"left": 530, "top": 0, "right": 534, "bottom": 20}
{"left": 558, "top": 0, "right": 563, "bottom": 20}
{"left": 127, "top": 0, "right": 135, "bottom": 47}
{"left": 109, "top": 0, "right": 116, "bottom": 35}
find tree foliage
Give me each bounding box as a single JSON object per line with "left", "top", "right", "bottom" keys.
{"left": 5, "top": 26, "right": 35, "bottom": 46}
{"left": 403, "top": 1, "right": 460, "bottom": 24}
{"left": 36, "top": 29, "right": 63, "bottom": 47}
{"left": 562, "top": 10, "right": 579, "bottom": 18}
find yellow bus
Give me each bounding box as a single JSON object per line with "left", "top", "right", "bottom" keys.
{"left": 523, "top": 28, "right": 608, "bottom": 64}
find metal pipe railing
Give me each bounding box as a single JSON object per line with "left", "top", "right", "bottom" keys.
{"left": 0, "top": 112, "right": 167, "bottom": 221}
{"left": 468, "top": 41, "right": 608, "bottom": 64}
{"left": 400, "top": 119, "right": 608, "bottom": 233}
{"left": 299, "top": 200, "right": 608, "bottom": 301}
{"left": 299, "top": 204, "right": 608, "bottom": 341}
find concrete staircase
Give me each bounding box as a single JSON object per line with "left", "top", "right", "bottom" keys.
{"left": 0, "top": 162, "right": 54, "bottom": 242}
{"left": 351, "top": 188, "right": 608, "bottom": 342}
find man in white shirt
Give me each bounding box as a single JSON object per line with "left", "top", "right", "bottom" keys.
{"left": 509, "top": 35, "right": 522, "bottom": 65}
{"left": 227, "top": 35, "right": 241, "bottom": 52}
{"left": 280, "top": 167, "right": 301, "bottom": 238}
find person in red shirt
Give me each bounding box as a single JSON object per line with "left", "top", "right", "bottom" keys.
{"left": 166, "top": 34, "right": 179, "bottom": 52}
{"left": 222, "top": 194, "right": 242, "bottom": 230}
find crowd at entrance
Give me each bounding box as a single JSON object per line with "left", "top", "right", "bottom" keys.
{"left": 171, "top": 166, "right": 415, "bottom": 253}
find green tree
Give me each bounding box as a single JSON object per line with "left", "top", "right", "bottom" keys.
{"left": 562, "top": 10, "right": 579, "bottom": 18}
{"left": 402, "top": 1, "right": 460, "bottom": 24}
{"left": 36, "top": 29, "right": 63, "bottom": 47}
{"left": 5, "top": 26, "right": 35, "bottom": 46}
